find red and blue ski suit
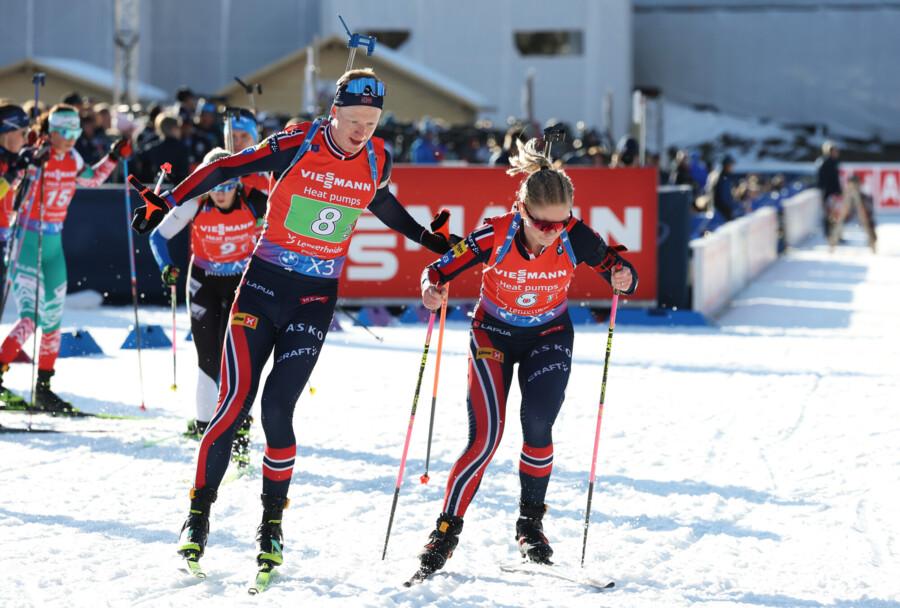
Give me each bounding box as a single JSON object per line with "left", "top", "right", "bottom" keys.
{"left": 422, "top": 212, "right": 637, "bottom": 515}
{"left": 161, "top": 120, "right": 445, "bottom": 498}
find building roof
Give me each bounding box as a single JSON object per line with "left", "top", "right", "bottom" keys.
{"left": 0, "top": 57, "right": 167, "bottom": 101}
{"left": 215, "top": 35, "right": 491, "bottom": 112}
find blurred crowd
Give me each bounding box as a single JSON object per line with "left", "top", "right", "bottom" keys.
{"left": 5, "top": 84, "right": 803, "bottom": 217}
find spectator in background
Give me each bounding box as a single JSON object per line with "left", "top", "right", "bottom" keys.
{"left": 706, "top": 155, "right": 739, "bottom": 221}
{"left": 669, "top": 149, "right": 701, "bottom": 199}
{"left": 181, "top": 115, "right": 213, "bottom": 171}
{"left": 816, "top": 140, "right": 841, "bottom": 239}
{"left": 195, "top": 101, "right": 224, "bottom": 150}
{"left": 174, "top": 86, "right": 197, "bottom": 122}
{"left": 489, "top": 126, "right": 526, "bottom": 167}
{"left": 409, "top": 118, "right": 447, "bottom": 164}
{"left": 689, "top": 150, "right": 709, "bottom": 190}
{"left": 135, "top": 102, "right": 163, "bottom": 154}
{"left": 75, "top": 105, "right": 103, "bottom": 165}
{"left": 136, "top": 113, "right": 190, "bottom": 184}
{"left": 610, "top": 136, "right": 639, "bottom": 167}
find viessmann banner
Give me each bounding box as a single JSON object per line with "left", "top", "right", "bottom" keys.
{"left": 336, "top": 166, "right": 658, "bottom": 303}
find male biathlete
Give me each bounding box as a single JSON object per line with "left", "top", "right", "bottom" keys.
{"left": 128, "top": 68, "right": 455, "bottom": 574}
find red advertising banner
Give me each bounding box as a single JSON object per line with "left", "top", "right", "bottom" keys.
{"left": 840, "top": 163, "right": 900, "bottom": 213}
{"left": 337, "top": 166, "right": 658, "bottom": 304}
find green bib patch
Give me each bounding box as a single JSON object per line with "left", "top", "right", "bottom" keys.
{"left": 284, "top": 195, "right": 363, "bottom": 243}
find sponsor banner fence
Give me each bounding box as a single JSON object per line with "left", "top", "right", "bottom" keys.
{"left": 338, "top": 166, "right": 658, "bottom": 303}
{"left": 840, "top": 163, "right": 900, "bottom": 214}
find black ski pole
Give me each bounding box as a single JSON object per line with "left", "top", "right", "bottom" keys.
{"left": 337, "top": 305, "right": 383, "bottom": 342}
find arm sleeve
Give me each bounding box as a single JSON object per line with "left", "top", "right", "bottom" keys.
{"left": 76, "top": 155, "right": 117, "bottom": 188}
{"left": 166, "top": 127, "right": 310, "bottom": 206}
{"left": 568, "top": 220, "right": 639, "bottom": 296}
{"left": 245, "top": 187, "right": 269, "bottom": 223}
{"left": 421, "top": 223, "right": 494, "bottom": 289}
{"left": 367, "top": 186, "right": 429, "bottom": 244}
{"left": 149, "top": 199, "right": 199, "bottom": 271}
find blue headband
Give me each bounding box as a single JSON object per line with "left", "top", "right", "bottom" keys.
{"left": 227, "top": 114, "right": 258, "bottom": 141}
{"left": 333, "top": 77, "right": 385, "bottom": 109}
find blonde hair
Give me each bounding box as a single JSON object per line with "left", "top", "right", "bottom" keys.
{"left": 507, "top": 138, "right": 574, "bottom": 209}
{"left": 336, "top": 67, "right": 383, "bottom": 91}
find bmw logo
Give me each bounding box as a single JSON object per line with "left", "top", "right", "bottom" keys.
{"left": 211, "top": 262, "right": 224, "bottom": 271}
{"left": 279, "top": 251, "right": 299, "bottom": 267}
{"left": 557, "top": 244, "right": 563, "bottom": 255}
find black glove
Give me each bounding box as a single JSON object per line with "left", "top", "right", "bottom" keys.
{"left": 596, "top": 244, "right": 628, "bottom": 272}
{"left": 18, "top": 139, "right": 52, "bottom": 170}
{"left": 127, "top": 174, "right": 169, "bottom": 235}
{"left": 162, "top": 264, "right": 180, "bottom": 286}
{"left": 108, "top": 137, "right": 132, "bottom": 162}
{"left": 420, "top": 209, "right": 462, "bottom": 254}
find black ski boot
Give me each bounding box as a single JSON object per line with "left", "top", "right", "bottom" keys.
{"left": 177, "top": 487, "right": 218, "bottom": 561}
{"left": 256, "top": 494, "right": 289, "bottom": 568}
{"left": 231, "top": 415, "right": 252, "bottom": 468}
{"left": 183, "top": 419, "right": 209, "bottom": 440}
{"left": 0, "top": 363, "right": 25, "bottom": 408}
{"left": 418, "top": 512, "right": 464, "bottom": 574}
{"left": 32, "top": 369, "right": 74, "bottom": 413}
{"left": 515, "top": 501, "right": 553, "bottom": 563}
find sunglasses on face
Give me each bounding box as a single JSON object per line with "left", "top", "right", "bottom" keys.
{"left": 50, "top": 127, "right": 82, "bottom": 140}
{"left": 210, "top": 180, "right": 239, "bottom": 193}
{"left": 520, "top": 203, "right": 571, "bottom": 233}
{"left": 344, "top": 77, "right": 385, "bottom": 96}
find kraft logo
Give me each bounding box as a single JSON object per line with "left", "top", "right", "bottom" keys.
{"left": 231, "top": 312, "right": 258, "bottom": 329}
{"left": 452, "top": 241, "right": 468, "bottom": 258}
{"left": 475, "top": 348, "right": 504, "bottom": 363}
{"left": 300, "top": 295, "right": 329, "bottom": 305}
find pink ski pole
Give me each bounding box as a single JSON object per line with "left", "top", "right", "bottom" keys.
{"left": 581, "top": 291, "right": 620, "bottom": 567}
{"left": 382, "top": 304, "right": 438, "bottom": 559}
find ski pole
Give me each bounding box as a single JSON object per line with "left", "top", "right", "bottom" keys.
{"left": 170, "top": 282, "right": 177, "bottom": 391}
{"left": 0, "top": 170, "right": 41, "bottom": 320}
{"left": 580, "top": 290, "right": 620, "bottom": 567}
{"left": 420, "top": 285, "right": 449, "bottom": 484}
{"left": 28, "top": 167, "right": 46, "bottom": 406}
{"left": 337, "top": 305, "right": 382, "bottom": 342}
{"left": 382, "top": 306, "right": 438, "bottom": 560}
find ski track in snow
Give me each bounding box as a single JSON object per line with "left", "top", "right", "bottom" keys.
{"left": 2, "top": 219, "right": 899, "bottom": 607}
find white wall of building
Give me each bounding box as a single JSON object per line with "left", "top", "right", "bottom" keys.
{"left": 319, "top": 0, "right": 633, "bottom": 137}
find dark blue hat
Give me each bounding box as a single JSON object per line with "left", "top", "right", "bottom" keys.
{"left": 0, "top": 105, "right": 29, "bottom": 133}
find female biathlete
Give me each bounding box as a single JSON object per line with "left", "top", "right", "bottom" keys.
{"left": 149, "top": 148, "right": 266, "bottom": 464}
{"left": 413, "top": 138, "right": 637, "bottom": 577}
{"left": 128, "top": 68, "right": 456, "bottom": 573}
{"left": 0, "top": 104, "right": 128, "bottom": 411}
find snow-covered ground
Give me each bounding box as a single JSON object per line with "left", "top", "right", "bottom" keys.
{"left": 1, "top": 218, "right": 898, "bottom": 607}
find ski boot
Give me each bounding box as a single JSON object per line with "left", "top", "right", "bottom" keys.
{"left": 515, "top": 501, "right": 553, "bottom": 564}
{"left": 256, "top": 494, "right": 289, "bottom": 569}
{"left": 0, "top": 363, "right": 25, "bottom": 409}
{"left": 183, "top": 419, "right": 209, "bottom": 440}
{"left": 177, "top": 487, "right": 218, "bottom": 564}
{"left": 231, "top": 415, "right": 252, "bottom": 468}
{"left": 32, "top": 369, "right": 75, "bottom": 414}
{"left": 418, "top": 512, "right": 464, "bottom": 575}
